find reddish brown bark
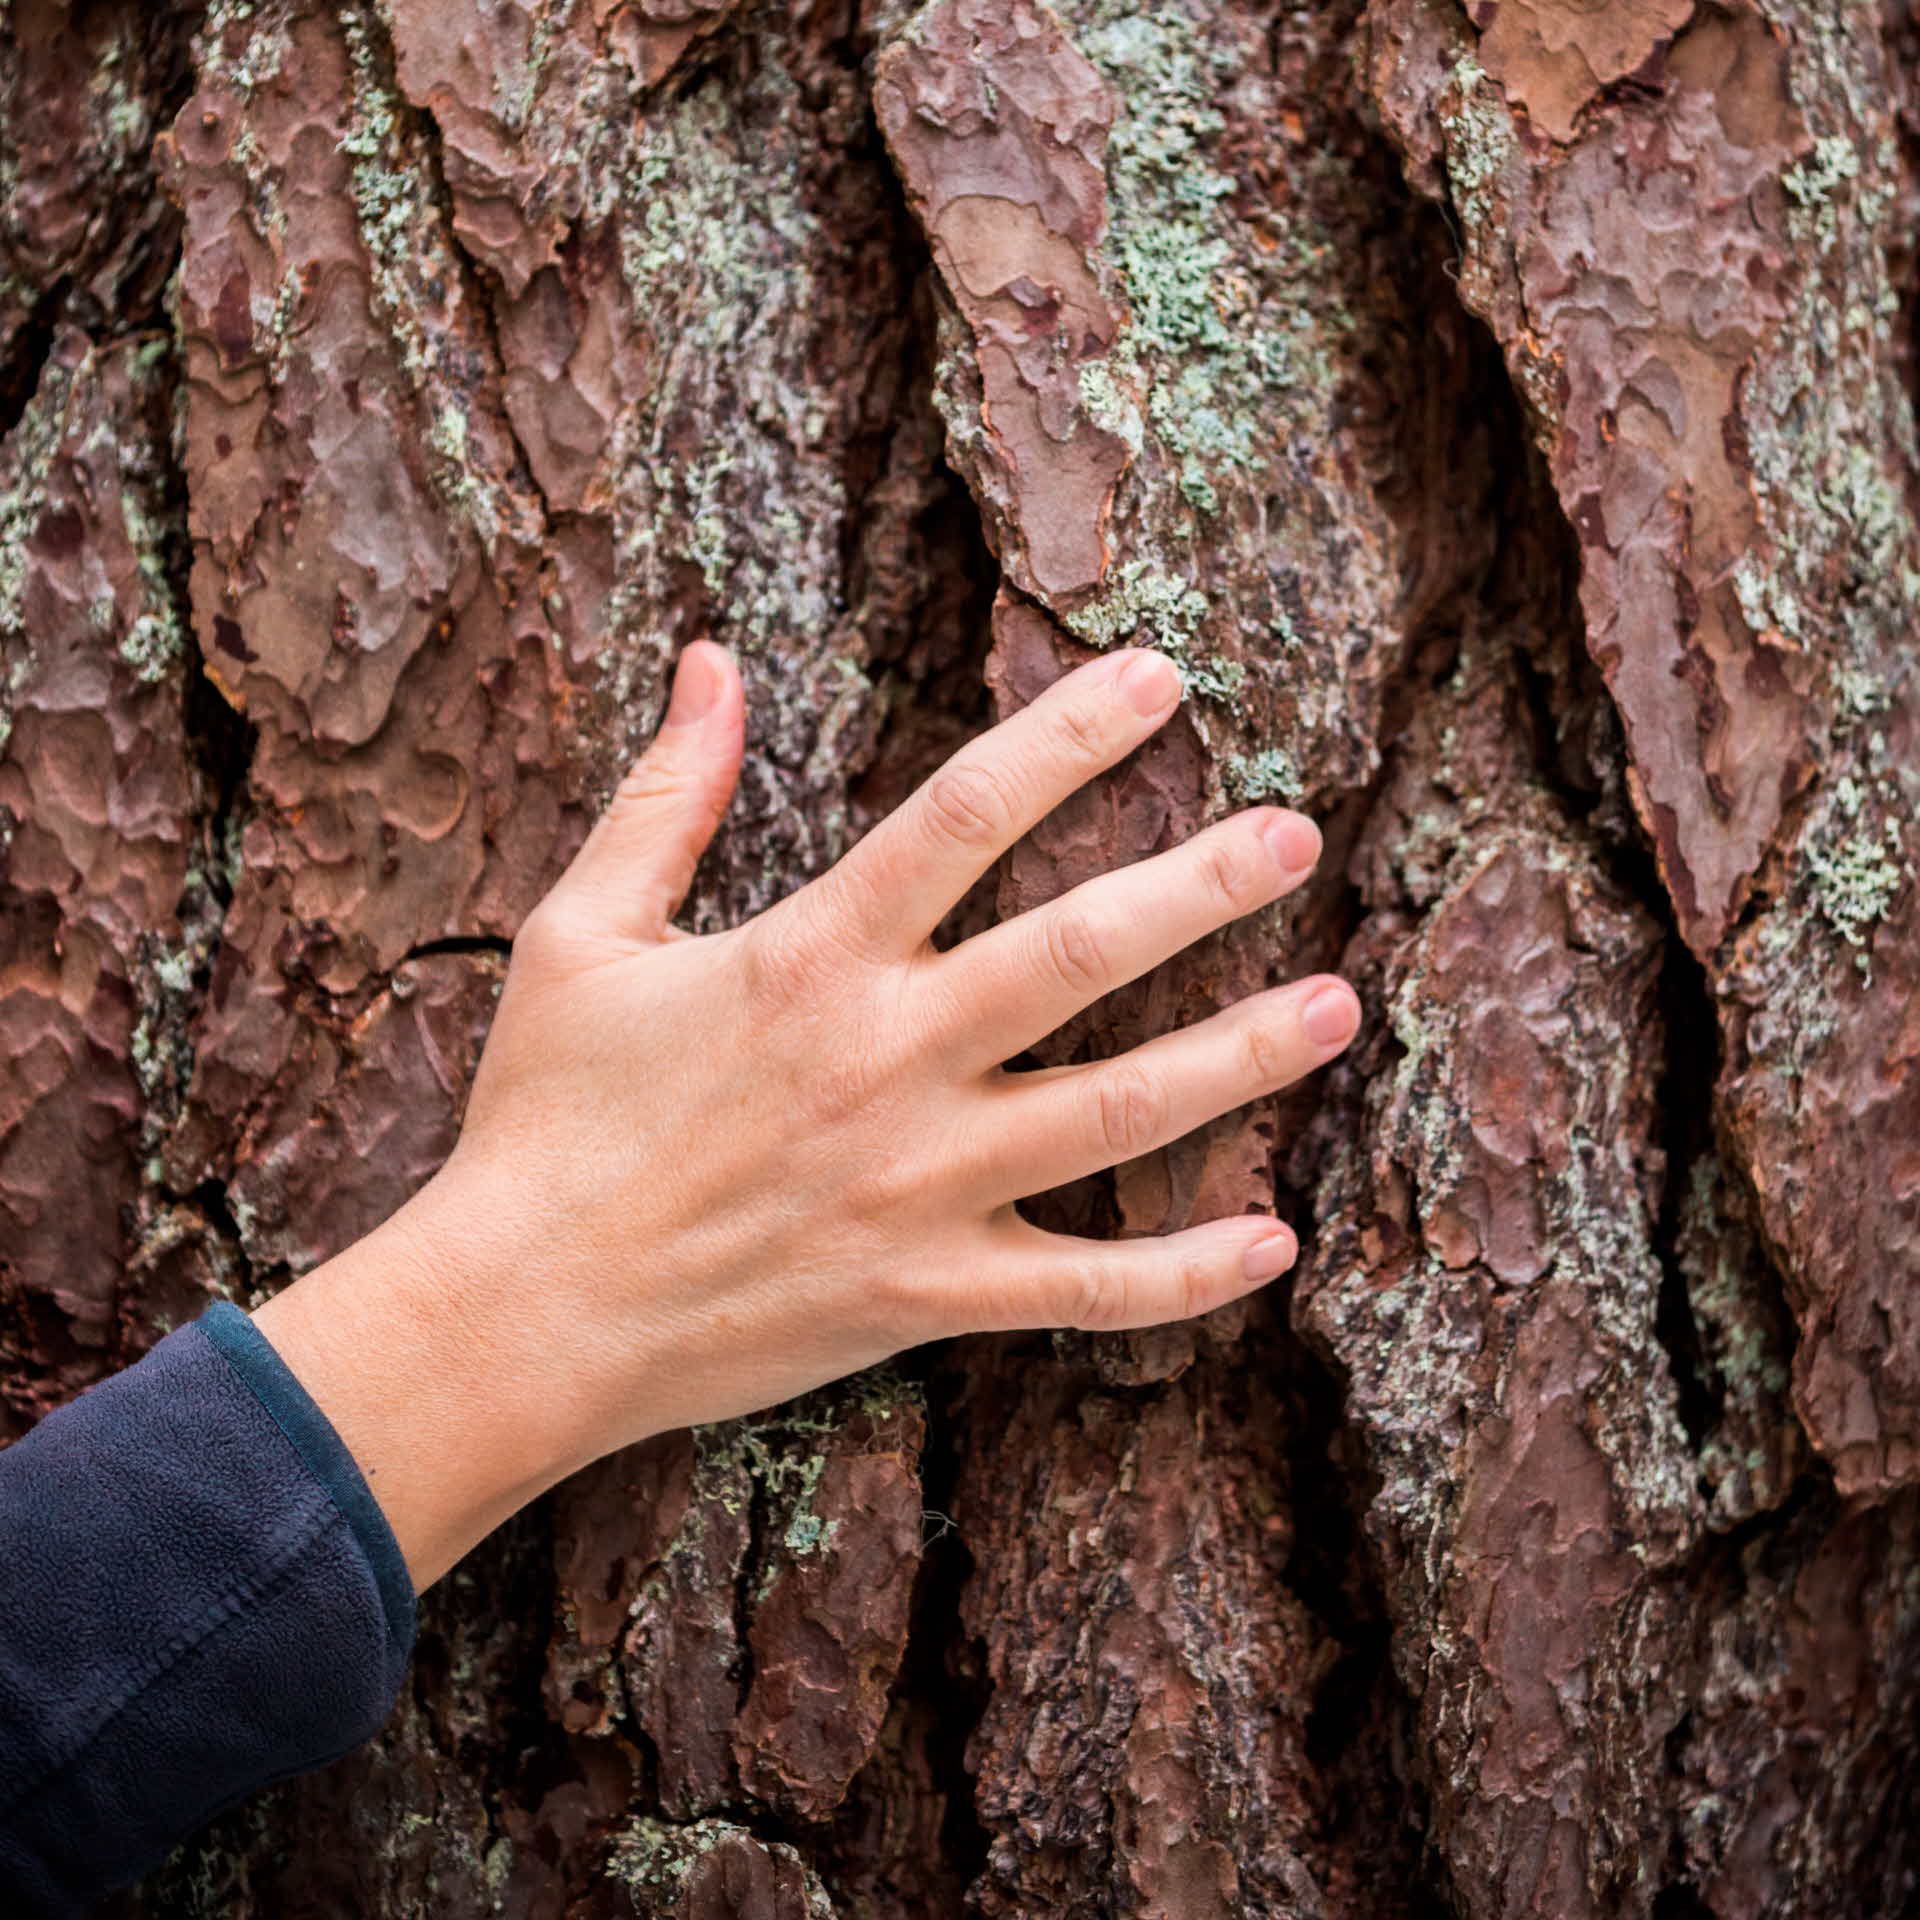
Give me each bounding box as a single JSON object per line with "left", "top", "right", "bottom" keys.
{"left": 3, "top": 0, "right": 1918, "bottom": 1914}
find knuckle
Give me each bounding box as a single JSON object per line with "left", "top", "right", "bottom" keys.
{"left": 747, "top": 881, "right": 882, "bottom": 1005}
{"left": 611, "top": 753, "right": 687, "bottom": 813}
{"left": 1042, "top": 909, "right": 1109, "bottom": 994}
{"left": 839, "top": 1138, "right": 913, "bottom": 1220}
{"left": 1240, "top": 1016, "right": 1291, "bottom": 1088}
{"left": 1174, "top": 1252, "right": 1217, "bottom": 1323}
{"left": 1196, "top": 836, "right": 1260, "bottom": 913}
{"left": 1094, "top": 1063, "right": 1169, "bottom": 1160}
{"left": 805, "top": 1059, "right": 871, "bottom": 1131}
{"left": 923, "top": 760, "right": 1016, "bottom": 851}
{"left": 1068, "top": 1259, "right": 1130, "bottom": 1332}
{"left": 741, "top": 902, "right": 821, "bottom": 1010}
{"left": 1047, "top": 695, "right": 1111, "bottom": 766}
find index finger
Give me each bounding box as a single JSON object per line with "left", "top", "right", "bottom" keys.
{"left": 818, "top": 647, "right": 1183, "bottom": 953}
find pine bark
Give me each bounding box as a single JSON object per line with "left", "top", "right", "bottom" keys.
{"left": 2, "top": 0, "right": 1918, "bottom": 1914}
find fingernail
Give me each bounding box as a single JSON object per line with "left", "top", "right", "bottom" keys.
{"left": 663, "top": 644, "right": 722, "bottom": 727}
{"left": 1302, "top": 982, "right": 1360, "bottom": 1049}
{"left": 1114, "top": 649, "right": 1181, "bottom": 716}
{"left": 1259, "top": 810, "right": 1322, "bottom": 873}
{"left": 1242, "top": 1224, "right": 1298, "bottom": 1284}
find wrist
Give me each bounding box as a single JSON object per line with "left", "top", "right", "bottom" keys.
{"left": 249, "top": 1160, "right": 601, "bottom": 1589}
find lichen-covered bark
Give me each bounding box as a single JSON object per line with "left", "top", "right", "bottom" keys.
{"left": 1299, "top": 620, "right": 1699, "bottom": 1918}
{"left": 3, "top": 0, "right": 1920, "bottom": 1915}
{"left": 1362, "top": 0, "right": 1920, "bottom": 1504}
{"left": 0, "top": 327, "right": 197, "bottom": 1431}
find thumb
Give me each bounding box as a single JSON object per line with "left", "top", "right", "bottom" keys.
{"left": 562, "top": 642, "right": 745, "bottom": 941}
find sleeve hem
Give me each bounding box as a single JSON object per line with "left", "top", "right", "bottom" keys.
{"left": 197, "top": 1300, "right": 417, "bottom": 1670}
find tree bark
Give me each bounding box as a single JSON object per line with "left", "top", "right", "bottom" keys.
{"left": 2, "top": 0, "right": 1918, "bottom": 1913}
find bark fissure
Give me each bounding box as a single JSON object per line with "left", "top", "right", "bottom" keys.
{"left": 0, "top": 278, "right": 66, "bottom": 439}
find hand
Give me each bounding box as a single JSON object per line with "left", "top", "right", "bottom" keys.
{"left": 253, "top": 642, "right": 1360, "bottom": 1586}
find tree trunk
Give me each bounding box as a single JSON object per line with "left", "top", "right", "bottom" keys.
{"left": 3, "top": 0, "right": 1918, "bottom": 1912}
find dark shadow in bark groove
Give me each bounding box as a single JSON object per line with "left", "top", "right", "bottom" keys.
{"left": 403, "top": 934, "right": 516, "bottom": 962}
{"left": 1647, "top": 932, "right": 1728, "bottom": 1453}
{"left": 847, "top": 1337, "right": 995, "bottom": 1900}
{"left": 0, "top": 279, "right": 66, "bottom": 439}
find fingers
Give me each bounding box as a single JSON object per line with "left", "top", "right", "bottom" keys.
{"left": 813, "top": 647, "right": 1183, "bottom": 954}
{"left": 955, "top": 1209, "right": 1301, "bottom": 1334}
{"left": 970, "top": 973, "right": 1362, "bottom": 1200}
{"left": 556, "top": 642, "right": 745, "bottom": 942}
{"left": 934, "top": 806, "right": 1322, "bottom": 1068}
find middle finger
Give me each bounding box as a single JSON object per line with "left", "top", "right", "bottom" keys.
{"left": 932, "top": 806, "right": 1322, "bottom": 1071}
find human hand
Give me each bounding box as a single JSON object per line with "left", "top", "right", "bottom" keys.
{"left": 253, "top": 641, "right": 1359, "bottom": 1585}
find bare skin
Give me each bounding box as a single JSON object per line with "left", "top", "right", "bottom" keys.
{"left": 253, "top": 641, "right": 1361, "bottom": 1589}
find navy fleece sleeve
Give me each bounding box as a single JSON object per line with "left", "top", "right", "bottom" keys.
{"left": 0, "top": 1302, "right": 415, "bottom": 1915}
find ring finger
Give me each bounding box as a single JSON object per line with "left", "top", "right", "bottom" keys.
{"left": 966, "top": 972, "right": 1362, "bottom": 1201}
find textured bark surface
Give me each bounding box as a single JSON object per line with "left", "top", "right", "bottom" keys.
{"left": 3, "top": 0, "right": 1919, "bottom": 1914}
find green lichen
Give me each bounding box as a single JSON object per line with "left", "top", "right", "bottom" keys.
{"left": 610, "top": 71, "right": 845, "bottom": 651}
{"left": 0, "top": 355, "right": 80, "bottom": 753}
{"left": 1741, "top": 21, "right": 1915, "bottom": 741}
{"left": 1730, "top": 551, "right": 1804, "bottom": 646}
{"left": 0, "top": 358, "right": 70, "bottom": 646}
{"left": 331, "top": 3, "right": 515, "bottom": 540}
{"left": 1678, "top": 1154, "right": 1796, "bottom": 1527}
{"left": 113, "top": 444, "right": 189, "bottom": 684}
{"left": 203, "top": 0, "right": 292, "bottom": 101}
{"left": 1222, "top": 747, "right": 1302, "bottom": 804}
{"left": 1804, "top": 778, "right": 1908, "bottom": 976}
{"left": 1724, "top": 16, "right": 1920, "bottom": 1072}
{"left": 88, "top": 33, "right": 153, "bottom": 158}
{"left": 152, "top": 946, "right": 194, "bottom": 995}
{"left": 1348, "top": 839, "right": 1702, "bottom": 1561}
{"left": 495, "top": 0, "right": 557, "bottom": 134}
{"left": 1439, "top": 55, "right": 1515, "bottom": 233}
{"left": 1782, "top": 130, "right": 1862, "bottom": 232}
{"left": 1063, "top": 560, "right": 1206, "bottom": 650}
{"left": 670, "top": 1366, "right": 921, "bottom": 1592}
{"left": 1061, "top": 559, "right": 1249, "bottom": 703}
{"left": 1076, "top": 356, "right": 1144, "bottom": 452}
{"left": 483, "top": 1836, "right": 514, "bottom": 1896}
{"left": 608, "top": 1817, "right": 835, "bottom": 1914}
{"left": 1075, "top": 3, "right": 1352, "bottom": 517}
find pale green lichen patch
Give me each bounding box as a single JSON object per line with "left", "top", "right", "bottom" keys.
{"left": 0, "top": 357, "right": 71, "bottom": 641}
{"left": 1741, "top": 16, "right": 1915, "bottom": 739}
{"left": 682, "top": 1365, "right": 922, "bottom": 1589}
{"left": 1782, "top": 129, "right": 1862, "bottom": 238}
{"left": 1222, "top": 747, "right": 1302, "bottom": 804}
{"left": 1063, "top": 560, "right": 1205, "bottom": 650}
{"left": 201, "top": 0, "right": 294, "bottom": 99}
{"left": 1438, "top": 55, "right": 1514, "bottom": 233}
{"left": 608, "top": 1817, "right": 835, "bottom": 1914}
{"left": 1076, "top": 3, "right": 1353, "bottom": 520}
{"left": 609, "top": 69, "right": 846, "bottom": 653}
{"left": 333, "top": 3, "right": 516, "bottom": 540}
{"left": 1803, "top": 775, "right": 1908, "bottom": 976}
{"left": 1730, "top": 547, "right": 1808, "bottom": 651}
{"left": 0, "top": 354, "right": 80, "bottom": 754}
{"left": 114, "top": 475, "right": 188, "bottom": 685}
{"left": 1077, "top": 356, "right": 1144, "bottom": 452}
{"left": 1062, "top": 559, "right": 1248, "bottom": 703}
